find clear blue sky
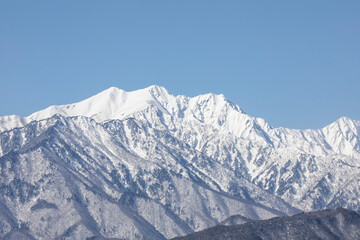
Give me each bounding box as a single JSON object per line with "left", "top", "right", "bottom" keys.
{"left": 1, "top": 1, "right": 359, "bottom": 129}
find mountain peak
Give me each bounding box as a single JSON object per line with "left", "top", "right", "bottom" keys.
{"left": 146, "top": 85, "right": 172, "bottom": 102}
{"left": 337, "top": 116, "right": 357, "bottom": 125}
{"left": 62, "top": 85, "right": 174, "bottom": 122}
{"left": 325, "top": 116, "right": 360, "bottom": 133}
{"left": 103, "top": 86, "right": 121, "bottom": 92}
{"left": 146, "top": 84, "right": 167, "bottom": 92}
{"left": 98, "top": 85, "right": 168, "bottom": 97}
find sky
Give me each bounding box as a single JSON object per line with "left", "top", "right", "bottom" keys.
{"left": 1, "top": 1, "right": 359, "bottom": 129}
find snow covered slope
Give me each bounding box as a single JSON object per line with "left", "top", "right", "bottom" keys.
{"left": 0, "top": 85, "right": 359, "bottom": 239}
{"left": 0, "top": 115, "right": 295, "bottom": 239}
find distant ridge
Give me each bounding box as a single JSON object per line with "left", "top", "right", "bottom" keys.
{"left": 173, "top": 208, "right": 360, "bottom": 240}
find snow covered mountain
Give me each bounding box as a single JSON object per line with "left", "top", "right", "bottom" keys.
{"left": 0, "top": 85, "right": 359, "bottom": 239}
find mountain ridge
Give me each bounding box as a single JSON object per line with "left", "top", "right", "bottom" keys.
{"left": 2, "top": 86, "right": 359, "bottom": 160}
{"left": 172, "top": 208, "right": 360, "bottom": 240}
{"left": 1, "top": 85, "right": 356, "bottom": 131}
{"left": 0, "top": 86, "right": 360, "bottom": 239}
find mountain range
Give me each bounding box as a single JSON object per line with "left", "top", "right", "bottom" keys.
{"left": 0, "top": 85, "right": 359, "bottom": 239}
